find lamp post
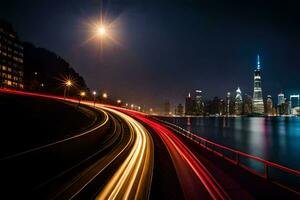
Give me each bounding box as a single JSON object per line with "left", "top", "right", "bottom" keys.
{"left": 102, "top": 92, "right": 108, "bottom": 104}
{"left": 93, "top": 91, "right": 97, "bottom": 107}
{"left": 64, "top": 80, "right": 72, "bottom": 99}
{"left": 79, "top": 91, "right": 86, "bottom": 105}
{"left": 117, "top": 99, "right": 122, "bottom": 106}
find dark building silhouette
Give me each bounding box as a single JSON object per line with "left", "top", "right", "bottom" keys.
{"left": 194, "top": 90, "right": 204, "bottom": 115}
{"left": 175, "top": 103, "right": 184, "bottom": 116}
{"left": 266, "top": 95, "right": 274, "bottom": 116}
{"left": 0, "top": 19, "right": 24, "bottom": 89}
{"left": 243, "top": 94, "right": 253, "bottom": 115}
{"left": 185, "top": 92, "right": 193, "bottom": 115}
{"left": 23, "top": 42, "right": 88, "bottom": 96}
{"left": 163, "top": 99, "right": 171, "bottom": 115}
{"left": 204, "top": 96, "right": 223, "bottom": 116}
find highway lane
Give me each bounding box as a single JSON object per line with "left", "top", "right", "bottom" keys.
{"left": 39, "top": 103, "right": 154, "bottom": 200}
{"left": 0, "top": 102, "right": 113, "bottom": 198}
{"left": 115, "top": 108, "right": 230, "bottom": 200}
{"left": 82, "top": 104, "right": 154, "bottom": 200}
{"left": 0, "top": 89, "right": 155, "bottom": 199}
{"left": 34, "top": 109, "right": 131, "bottom": 199}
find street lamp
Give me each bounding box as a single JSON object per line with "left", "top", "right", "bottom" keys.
{"left": 92, "top": 91, "right": 97, "bottom": 106}
{"left": 102, "top": 92, "right": 108, "bottom": 99}
{"left": 117, "top": 99, "right": 122, "bottom": 105}
{"left": 79, "top": 91, "right": 86, "bottom": 105}
{"left": 64, "top": 80, "right": 72, "bottom": 99}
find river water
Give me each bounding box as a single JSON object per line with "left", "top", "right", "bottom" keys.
{"left": 160, "top": 116, "right": 300, "bottom": 171}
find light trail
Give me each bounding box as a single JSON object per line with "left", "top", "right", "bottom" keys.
{"left": 0, "top": 89, "right": 154, "bottom": 199}
{"left": 117, "top": 110, "right": 230, "bottom": 200}
{"left": 92, "top": 106, "right": 154, "bottom": 200}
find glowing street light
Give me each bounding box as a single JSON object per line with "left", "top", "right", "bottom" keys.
{"left": 92, "top": 91, "right": 97, "bottom": 106}
{"left": 131, "top": 104, "right": 134, "bottom": 109}
{"left": 64, "top": 80, "right": 73, "bottom": 99}
{"left": 66, "top": 80, "right": 72, "bottom": 87}
{"left": 102, "top": 92, "right": 108, "bottom": 99}
{"left": 117, "top": 99, "right": 122, "bottom": 104}
{"left": 78, "top": 91, "right": 86, "bottom": 105}
{"left": 80, "top": 91, "right": 86, "bottom": 97}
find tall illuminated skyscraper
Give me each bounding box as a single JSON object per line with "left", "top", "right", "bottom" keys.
{"left": 235, "top": 87, "right": 243, "bottom": 115}
{"left": 252, "top": 55, "right": 264, "bottom": 115}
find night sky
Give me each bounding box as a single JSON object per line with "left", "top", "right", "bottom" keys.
{"left": 1, "top": 0, "right": 300, "bottom": 109}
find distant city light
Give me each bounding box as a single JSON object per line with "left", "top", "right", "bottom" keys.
{"left": 117, "top": 99, "right": 122, "bottom": 104}
{"left": 92, "top": 91, "right": 97, "bottom": 95}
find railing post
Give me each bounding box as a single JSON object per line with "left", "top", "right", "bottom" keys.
{"left": 264, "top": 164, "right": 269, "bottom": 179}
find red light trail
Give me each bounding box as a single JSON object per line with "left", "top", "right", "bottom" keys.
{"left": 115, "top": 109, "right": 230, "bottom": 200}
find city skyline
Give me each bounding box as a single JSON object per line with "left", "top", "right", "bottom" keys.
{"left": 1, "top": 2, "right": 300, "bottom": 199}
{"left": 1, "top": 1, "right": 300, "bottom": 108}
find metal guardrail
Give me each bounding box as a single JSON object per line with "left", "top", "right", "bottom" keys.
{"left": 154, "top": 118, "right": 300, "bottom": 195}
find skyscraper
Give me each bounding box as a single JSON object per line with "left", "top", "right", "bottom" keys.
{"left": 252, "top": 55, "right": 264, "bottom": 115}
{"left": 194, "top": 90, "right": 204, "bottom": 115}
{"left": 226, "top": 92, "right": 231, "bottom": 115}
{"left": 185, "top": 92, "right": 193, "bottom": 115}
{"left": 235, "top": 87, "right": 243, "bottom": 115}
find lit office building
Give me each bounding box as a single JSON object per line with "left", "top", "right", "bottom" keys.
{"left": 194, "top": 90, "right": 204, "bottom": 115}
{"left": 290, "top": 95, "right": 300, "bottom": 115}
{"left": 226, "top": 92, "right": 231, "bottom": 115}
{"left": 0, "top": 19, "right": 24, "bottom": 89}
{"left": 252, "top": 55, "right": 264, "bottom": 115}
{"left": 278, "top": 92, "right": 285, "bottom": 105}
{"left": 290, "top": 95, "right": 300, "bottom": 108}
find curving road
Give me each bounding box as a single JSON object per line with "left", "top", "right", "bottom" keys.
{"left": 94, "top": 107, "right": 154, "bottom": 200}
{"left": 115, "top": 108, "right": 230, "bottom": 200}
{"left": 0, "top": 89, "right": 154, "bottom": 200}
